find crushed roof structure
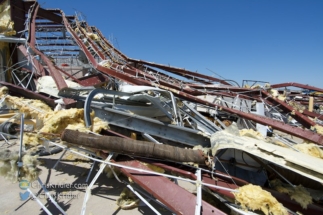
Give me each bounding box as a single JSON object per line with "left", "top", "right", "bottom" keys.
{"left": 0, "top": 0, "right": 323, "bottom": 214}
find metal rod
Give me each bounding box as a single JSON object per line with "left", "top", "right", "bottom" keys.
{"left": 18, "top": 114, "right": 24, "bottom": 168}
{"left": 81, "top": 154, "right": 113, "bottom": 215}
{"left": 27, "top": 188, "right": 52, "bottom": 215}
{"left": 85, "top": 161, "right": 96, "bottom": 183}
{"left": 37, "top": 177, "right": 67, "bottom": 215}
{"left": 127, "top": 184, "right": 162, "bottom": 215}
{"left": 195, "top": 169, "right": 202, "bottom": 215}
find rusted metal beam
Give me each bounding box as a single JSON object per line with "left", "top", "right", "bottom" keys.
{"left": 93, "top": 27, "right": 129, "bottom": 61}
{"left": 271, "top": 82, "right": 323, "bottom": 93}
{"left": 23, "top": 1, "right": 63, "bottom": 24}
{"left": 261, "top": 90, "right": 316, "bottom": 128}
{"left": 302, "top": 109, "right": 323, "bottom": 121}
{"left": 26, "top": 1, "right": 39, "bottom": 47}
{"left": 53, "top": 65, "right": 83, "bottom": 85}
{"left": 78, "top": 73, "right": 110, "bottom": 87}
{"left": 0, "top": 81, "right": 56, "bottom": 108}
{"left": 35, "top": 43, "right": 77, "bottom": 46}
{"left": 129, "top": 59, "right": 232, "bottom": 86}
{"left": 118, "top": 160, "right": 227, "bottom": 215}
{"left": 18, "top": 45, "right": 49, "bottom": 76}
{"left": 26, "top": 3, "right": 74, "bottom": 105}
{"left": 76, "top": 26, "right": 106, "bottom": 60}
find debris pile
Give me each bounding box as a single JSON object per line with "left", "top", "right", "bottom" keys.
{"left": 0, "top": 0, "right": 323, "bottom": 214}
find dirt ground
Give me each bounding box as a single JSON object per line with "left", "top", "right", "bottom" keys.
{"left": 0, "top": 139, "right": 177, "bottom": 215}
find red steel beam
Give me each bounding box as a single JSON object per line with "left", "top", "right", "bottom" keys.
{"left": 77, "top": 26, "right": 106, "bottom": 60}
{"left": 261, "top": 90, "right": 316, "bottom": 128}
{"left": 77, "top": 73, "right": 110, "bottom": 87}
{"left": 18, "top": 45, "right": 49, "bottom": 76}
{"left": 26, "top": 3, "right": 74, "bottom": 105}
{"left": 118, "top": 160, "right": 227, "bottom": 215}
{"left": 26, "top": 1, "right": 38, "bottom": 48}
{"left": 129, "top": 59, "right": 232, "bottom": 86}
{"left": 23, "top": 1, "right": 63, "bottom": 24}
{"left": 94, "top": 27, "right": 129, "bottom": 61}
{"left": 271, "top": 82, "right": 323, "bottom": 93}
{"left": 0, "top": 81, "right": 56, "bottom": 108}
{"left": 53, "top": 65, "right": 83, "bottom": 85}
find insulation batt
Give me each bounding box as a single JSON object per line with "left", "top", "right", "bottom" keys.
{"left": 0, "top": 0, "right": 16, "bottom": 36}
{"left": 314, "top": 124, "right": 323, "bottom": 136}
{"left": 294, "top": 143, "right": 323, "bottom": 159}
{"left": 0, "top": 87, "right": 53, "bottom": 118}
{"left": 270, "top": 179, "right": 312, "bottom": 209}
{"left": 21, "top": 108, "right": 108, "bottom": 146}
{"left": 0, "top": 149, "right": 41, "bottom": 182}
{"left": 117, "top": 187, "right": 140, "bottom": 210}
{"left": 234, "top": 184, "right": 288, "bottom": 215}
{"left": 269, "top": 89, "right": 287, "bottom": 101}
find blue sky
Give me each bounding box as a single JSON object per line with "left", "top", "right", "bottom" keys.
{"left": 41, "top": 1, "right": 323, "bottom": 88}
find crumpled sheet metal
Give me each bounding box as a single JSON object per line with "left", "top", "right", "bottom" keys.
{"left": 211, "top": 124, "right": 323, "bottom": 184}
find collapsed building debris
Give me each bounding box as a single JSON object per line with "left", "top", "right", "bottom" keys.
{"left": 0, "top": 0, "right": 322, "bottom": 214}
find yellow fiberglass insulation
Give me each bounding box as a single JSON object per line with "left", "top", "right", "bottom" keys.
{"left": 23, "top": 132, "right": 42, "bottom": 146}
{"left": 0, "top": 149, "right": 41, "bottom": 182}
{"left": 40, "top": 108, "right": 86, "bottom": 134}
{"left": 40, "top": 108, "right": 109, "bottom": 134}
{"left": 0, "top": 0, "right": 16, "bottom": 36}
{"left": 103, "top": 165, "right": 121, "bottom": 179}
{"left": 268, "top": 89, "right": 286, "bottom": 101}
{"left": 239, "top": 129, "right": 265, "bottom": 140}
{"left": 117, "top": 187, "right": 140, "bottom": 210}
{"left": 288, "top": 101, "right": 306, "bottom": 113}
{"left": 0, "top": 87, "right": 53, "bottom": 118}
{"left": 314, "top": 124, "right": 323, "bottom": 136}
{"left": 270, "top": 179, "right": 312, "bottom": 209}
{"left": 92, "top": 117, "right": 109, "bottom": 133}
{"left": 234, "top": 184, "right": 288, "bottom": 215}
{"left": 294, "top": 143, "right": 323, "bottom": 159}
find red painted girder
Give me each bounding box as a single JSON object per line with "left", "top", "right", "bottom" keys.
{"left": 30, "top": 49, "right": 73, "bottom": 104}
{"left": 300, "top": 109, "right": 323, "bottom": 121}
{"left": 26, "top": 4, "right": 74, "bottom": 105}
{"left": 261, "top": 90, "right": 316, "bottom": 128}
{"left": 18, "top": 46, "right": 48, "bottom": 76}
{"left": 187, "top": 84, "right": 254, "bottom": 92}
{"left": 0, "top": 81, "right": 56, "bottom": 108}
{"left": 23, "top": 1, "right": 63, "bottom": 24}
{"left": 53, "top": 65, "right": 83, "bottom": 85}
{"left": 77, "top": 26, "right": 106, "bottom": 60}
{"left": 26, "top": 1, "right": 38, "bottom": 51}
{"left": 266, "top": 189, "right": 323, "bottom": 214}
{"left": 271, "top": 82, "right": 323, "bottom": 93}
{"left": 148, "top": 162, "right": 241, "bottom": 198}
{"left": 118, "top": 160, "right": 227, "bottom": 215}
{"left": 78, "top": 73, "right": 110, "bottom": 87}
{"left": 94, "top": 27, "right": 129, "bottom": 61}
{"left": 129, "top": 59, "right": 232, "bottom": 86}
